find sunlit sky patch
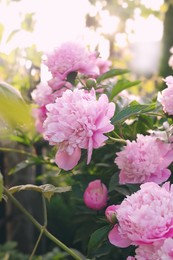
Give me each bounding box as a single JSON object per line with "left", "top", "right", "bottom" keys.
{"left": 0, "top": 0, "right": 165, "bottom": 74}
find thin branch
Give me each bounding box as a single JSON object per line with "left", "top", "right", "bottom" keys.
{"left": 29, "top": 194, "right": 48, "bottom": 260}
{"left": 3, "top": 187, "right": 83, "bottom": 260}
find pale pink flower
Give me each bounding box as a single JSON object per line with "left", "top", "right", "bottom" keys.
{"left": 31, "top": 82, "right": 60, "bottom": 133}
{"left": 31, "top": 82, "right": 53, "bottom": 106}
{"left": 158, "top": 76, "right": 173, "bottom": 115}
{"left": 115, "top": 134, "right": 173, "bottom": 184}
{"left": 96, "top": 58, "right": 111, "bottom": 75}
{"left": 105, "top": 205, "right": 118, "bottom": 224}
{"left": 83, "top": 179, "right": 108, "bottom": 210}
{"left": 43, "top": 88, "right": 115, "bottom": 170}
{"left": 32, "top": 106, "right": 47, "bottom": 133}
{"left": 108, "top": 182, "right": 173, "bottom": 248}
{"left": 128, "top": 238, "right": 173, "bottom": 260}
{"left": 44, "top": 42, "right": 100, "bottom": 81}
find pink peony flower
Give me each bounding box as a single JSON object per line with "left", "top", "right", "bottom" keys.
{"left": 114, "top": 134, "right": 173, "bottom": 184}
{"left": 105, "top": 205, "right": 118, "bottom": 224}
{"left": 96, "top": 58, "right": 112, "bottom": 75}
{"left": 43, "top": 88, "right": 115, "bottom": 170}
{"left": 31, "top": 82, "right": 60, "bottom": 133}
{"left": 83, "top": 179, "right": 108, "bottom": 210}
{"left": 31, "top": 82, "right": 54, "bottom": 106}
{"left": 158, "top": 76, "right": 173, "bottom": 115}
{"left": 32, "top": 106, "right": 47, "bottom": 133}
{"left": 44, "top": 41, "right": 100, "bottom": 80}
{"left": 127, "top": 238, "right": 173, "bottom": 260}
{"left": 108, "top": 182, "right": 173, "bottom": 248}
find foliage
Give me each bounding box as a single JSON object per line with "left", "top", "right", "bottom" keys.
{"left": 1, "top": 1, "right": 173, "bottom": 260}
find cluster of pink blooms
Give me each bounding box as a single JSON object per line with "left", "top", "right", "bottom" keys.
{"left": 158, "top": 76, "right": 173, "bottom": 115}
{"left": 31, "top": 40, "right": 173, "bottom": 258}
{"left": 43, "top": 88, "right": 115, "bottom": 170}
{"left": 115, "top": 134, "right": 173, "bottom": 184}
{"left": 31, "top": 41, "right": 111, "bottom": 134}
{"left": 83, "top": 179, "right": 108, "bottom": 210}
{"left": 105, "top": 182, "right": 173, "bottom": 258}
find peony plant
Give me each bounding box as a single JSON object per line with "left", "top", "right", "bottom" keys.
{"left": 1, "top": 39, "right": 173, "bottom": 260}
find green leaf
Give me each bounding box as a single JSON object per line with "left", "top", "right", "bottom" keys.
{"left": 110, "top": 79, "right": 140, "bottom": 100}
{"left": 109, "top": 173, "right": 119, "bottom": 192}
{"left": 40, "top": 184, "right": 71, "bottom": 201}
{"left": 0, "top": 172, "right": 3, "bottom": 201}
{"left": 0, "top": 82, "right": 34, "bottom": 132}
{"left": 6, "top": 29, "right": 20, "bottom": 43}
{"left": 87, "top": 225, "right": 110, "bottom": 256}
{"left": 111, "top": 103, "right": 156, "bottom": 124}
{"left": 96, "top": 68, "right": 129, "bottom": 83}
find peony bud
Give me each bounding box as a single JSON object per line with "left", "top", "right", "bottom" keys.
{"left": 83, "top": 179, "right": 108, "bottom": 210}
{"left": 105, "top": 205, "right": 117, "bottom": 224}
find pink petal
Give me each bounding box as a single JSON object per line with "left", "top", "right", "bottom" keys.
{"left": 148, "top": 169, "right": 171, "bottom": 184}
{"left": 108, "top": 224, "right": 131, "bottom": 248}
{"left": 55, "top": 147, "right": 81, "bottom": 170}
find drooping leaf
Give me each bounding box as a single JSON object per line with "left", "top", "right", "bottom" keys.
{"left": 110, "top": 79, "right": 140, "bottom": 100}
{"left": 0, "top": 82, "right": 34, "bottom": 132}
{"left": 87, "top": 225, "right": 110, "bottom": 256}
{"left": 96, "top": 68, "right": 129, "bottom": 83}
{"left": 40, "top": 184, "right": 71, "bottom": 201}
{"left": 9, "top": 184, "right": 71, "bottom": 201}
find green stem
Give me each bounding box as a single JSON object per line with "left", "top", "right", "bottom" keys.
{"left": 109, "top": 136, "right": 126, "bottom": 144}
{"left": 3, "top": 187, "right": 82, "bottom": 260}
{"left": 29, "top": 195, "right": 47, "bottom": 260}
{"left": 29, "top": 228, "right": 44, "bottom": 260}
{"left": 0, "top": 147, "right": 33, "bottom": 156}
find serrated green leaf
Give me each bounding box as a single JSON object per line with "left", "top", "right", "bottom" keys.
{"left": 87, "top": 225, "right": 110, "bottom": 256}
{"left": 110, "top": 79, "right": 140, "bottom": 100}
{"left": 111, "top": 103, "right": 156, "bottom": 124}
{"left": 96, "top": 68, "right": 129, "bottom": 83}
{"left": 0, "top": 172, "right": 3, "bottom": 201}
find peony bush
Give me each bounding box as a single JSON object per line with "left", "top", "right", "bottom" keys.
{"left": 1, "top": 40, "right": 173, "bottom": 259}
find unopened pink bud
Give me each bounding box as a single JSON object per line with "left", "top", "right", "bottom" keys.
{"left": 83, "top": 179, "right": 108, "bottom": 210}
{"left": 105, "top": 205, "right": 117, "bottom": 224}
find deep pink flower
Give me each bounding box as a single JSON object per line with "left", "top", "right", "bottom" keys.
{"left": 83, "top": 179, "right": 108, "bottom": 210}
{"left": 115, "top": 134, "right": 173, "bottom": 184}
{"left": 44, "top": 41, "right": 100, "bottom": 80}
{"left": 105, "top": 205, "right": 118, "bottom": 224}
{"left": 158, "top": 76, "right": 173, "bottom": 115}
{"left": 43, "top": 88, "right": 115, "bottom": 170}
{"left": 108, "top": 182, "right": 173, "bottom": 248}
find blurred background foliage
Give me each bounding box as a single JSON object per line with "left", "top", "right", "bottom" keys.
{"left": 0, "top": 0, "right": 173, "bottom": 259}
